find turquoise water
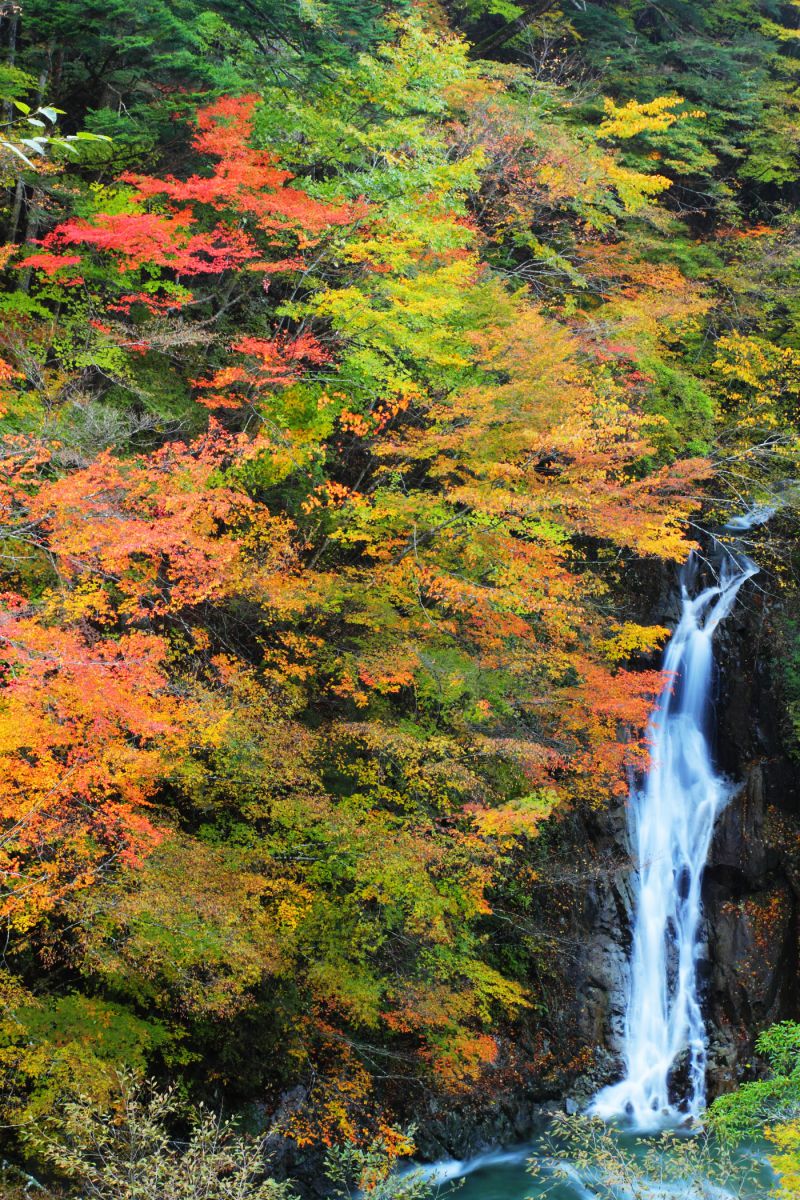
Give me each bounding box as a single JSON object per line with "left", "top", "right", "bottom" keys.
{"left": 410, "top": 1128, "right": 777, "bottom": 1200}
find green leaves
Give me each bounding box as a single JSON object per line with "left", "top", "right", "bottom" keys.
{"left": 0, "top": 95, "right": 111, "bottom": 175}
{"left": 709, "top": 1022, "right": 800, "bottom": 1150}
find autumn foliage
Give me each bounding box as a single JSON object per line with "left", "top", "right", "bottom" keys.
{"left": 4, "top": 3, "right": 783, "bottom": 1172}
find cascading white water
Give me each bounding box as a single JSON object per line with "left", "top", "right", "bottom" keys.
{"left": 590, "top": 544, "right": 759, "bottom": 1130}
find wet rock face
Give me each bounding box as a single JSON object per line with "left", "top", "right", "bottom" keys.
{"left": 412, "top": 1095, "right": 561, "bottom": 1162}
{"left": 704, "top": 579, "right": 800, "bottom": 1093}
{"left": 566, "top": 798, "right": 633, "bottom": 1057}
{"left": 578, "top": 874, "right": 630, "bottom": 1053}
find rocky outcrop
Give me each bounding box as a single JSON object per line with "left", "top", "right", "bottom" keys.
{"left": 704, "top": 573, "right": 800, "bottom": 1093}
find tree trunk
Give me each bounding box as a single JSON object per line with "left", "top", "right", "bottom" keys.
{"left": 471, "top": 0, "right": 561, "bottom": 57}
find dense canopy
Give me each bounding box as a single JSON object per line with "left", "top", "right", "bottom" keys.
{"left": 1, "top": 1, "right": 800, "bottom": 1196}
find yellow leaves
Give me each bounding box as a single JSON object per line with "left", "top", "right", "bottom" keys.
{"left": 712, "top": 333, "right": 800, "bottom": 433}
{"left": 369, "top": 14, "right": 477, "bottom": 118}
{"left": 265, "top": 879, "right": 314, "bottom": 932}
{"left": 307, "top": 961, "right": 383, "bottom": 1029}
{"left": 760, "top": 16, "right": 800, "bottom": 42}
{"left": 71, "top": 836, "right": 287, "bottom": 1021}
{"left": 517, "top": 129, "right": 672, "bottom": 224}
{"left": 765, "top": 1120, "right": 800, "bottom": 1199}
{"left": 40, "top": 580, "right": 115, "bottom": 627}
{"left": 316, "top": 253, "right": 478, "bottom": 379}
{"left": 600, "top": 155, "right": 672, "bottom": 210}
{"left": 578, "top": 241, "right": 712, "bottom": 347}
{"left": 442, "top": 71, "right": 505, "bottom": 113}
{"left": 467, "top": 789, "right": 560, "bottom": 837}
{"left": 465, "top": 961, "right": 530, "bottom": 1023}
{"left": 601, "top": 623, "right": 671, "bottom": 664}
{"left": 713, "top": 334, "right": 773, "bottom": 389}
{"left": 598, "top": 94, "right": 703, "bottom": 139}
{"left": 530, "top": 389, "right": 707, "bottom": 561}
{"left": 575, "top": 95, "right": 706, "bottom": 212}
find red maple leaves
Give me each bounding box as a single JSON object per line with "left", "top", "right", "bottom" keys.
{"left": 23, "top": 95, "right": 355, "bottom": 298}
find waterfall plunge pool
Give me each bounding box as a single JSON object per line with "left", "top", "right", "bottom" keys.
{"left": 408, "top": 1124, "right": 776, "bottom": 1200}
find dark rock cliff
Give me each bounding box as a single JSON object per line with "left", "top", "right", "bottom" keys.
{"left": 704, "top": 570, "right": 800, "bottom": 1094}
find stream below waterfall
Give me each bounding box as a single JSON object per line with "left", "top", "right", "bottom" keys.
{"left": 412, "top": 1129, "right": 776, "bottom": 1200}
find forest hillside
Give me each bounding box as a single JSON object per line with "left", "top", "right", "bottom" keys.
{"left": 1, "top": 2, "right": 800, "bottom": 1197}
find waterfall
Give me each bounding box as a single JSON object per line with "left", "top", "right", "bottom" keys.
{"left": 590, "top": 542, "right": 759, "bottom": 1130}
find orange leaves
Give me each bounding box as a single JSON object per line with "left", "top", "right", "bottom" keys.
{"left": 27, "top": 425, "right": 297, "bottom": 619}
{"left": 717, "top": 223, "right": 774, "bottom": 240}
{"left": 18, "top": 250, "right": 83, "bottom": 278}
{"left": 32, "top": 452, "right": 239, "bottom": 617}
{"left": 193, "top": 332, "right": 330, "bottom": 411}
{"left": 0, "top": 356, "right": 18, "bottom": 385}
{"left": 515, "top": 386, "right": 710, "bottom": 561}
{"left": 238, "top": 328, "right": 329, "bottom": 375}
{"left": 574, "top": 456, "right": 709, "bottom": 560}
{"left": 423, "top": 1032, "right": 498, "bottom": 1090}
{"left": 0, "top": 430, "right": 302, "bottom": 929}
{"left": 560, "top": 662, "right": 669, "bottom": 799}
{"left": 0, "top": 614, "right": 178, "bottom": 928}
{"left": 37, "top": 210, "right": 259, "bottom": 278}
{"left": 555, "top": 446, "right": 710, "bottom": 561}
{"left": 283, "top": 1046, "right": 399, "bottom": 1150}
{"left": 160, "top": 93, "right": 355, "bottom": 237}
{"left": 0, "top": 421, "right": 304, "bottom": 926}
{"left": 192, "top": 94, "right": 266, "bottom": 158}
{"left": 302, "top": 481, "right": 358, "bottom": 514}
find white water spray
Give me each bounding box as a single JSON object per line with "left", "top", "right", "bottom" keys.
{"left": 591, "top": 542, "right": 759, "bottom": 1130}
